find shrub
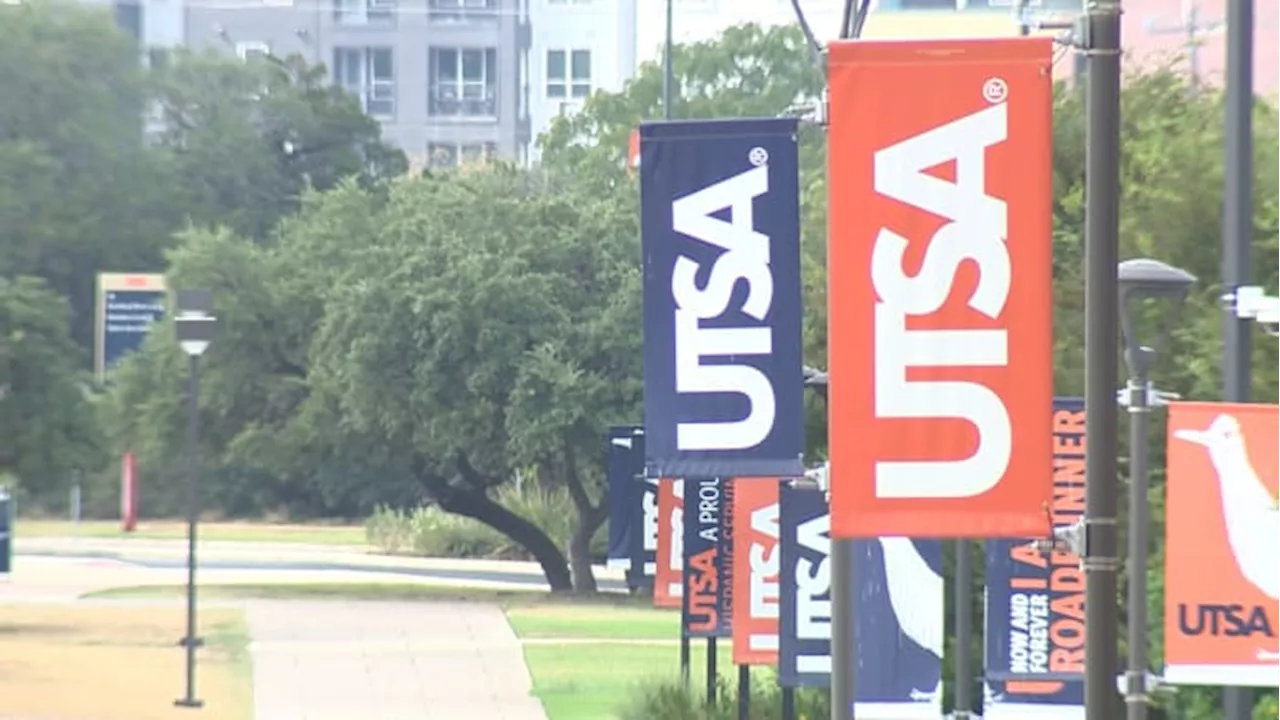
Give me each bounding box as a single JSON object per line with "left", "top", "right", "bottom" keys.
{"left": 363, "top": 484, "right": 609, "bottom": 561}
{"left": 619, "top": 673, "right": 830, "bottom": 720}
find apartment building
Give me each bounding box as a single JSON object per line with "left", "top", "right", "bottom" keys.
{"left": 527, "top": 0, "right": 637, "bottom": 159}
{"left": 184, "top": 0, "right": 531, "bottom": 168}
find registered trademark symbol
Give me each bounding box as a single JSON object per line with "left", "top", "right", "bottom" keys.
{"left": 748, "top": 147, "right": 769, "bottom": 166}
{"left": 983, "top": 78, "right": 1009, "bottom": 104}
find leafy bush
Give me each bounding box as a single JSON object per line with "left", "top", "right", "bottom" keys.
{"left": 619, "top": 673, "right": 829, "bottom": 720}
{"left": 364, "top": 484, "right": 608, "bottom": 560}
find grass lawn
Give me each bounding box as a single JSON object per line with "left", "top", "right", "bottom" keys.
{"left": 17, "top": 518, "right": 367, "bottom": 546}
{"left": 505, "top": 603, "right": 678, "bottom": 640}
{"left": 0, "top": 604, "right": 252, "bottom": 720}
{"left": 521, "top": 640, "right": 734, "bottom": 720}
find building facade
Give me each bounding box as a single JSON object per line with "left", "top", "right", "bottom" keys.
{"left": 526, "top": 0, "right": 636, "bottom": 161}
{"left": 184, "top": 0, "right": 531, "bottom": 168}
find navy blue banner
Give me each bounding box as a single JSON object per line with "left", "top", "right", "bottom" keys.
{"left": 682, "top": 477, "right": 733, "bottom": 638}
{"left": 639, "top": 118, "right": 805, "bottom": 479}
{"left": 102, "top": 289, "right": 165, "bottom": 371}
{"left": 778, "top": 485, "right": 945, "bottom": 717}
{"left": 606, "top": 425, "right": 646, "bottom": 572}
{"left": 630, "top": 478, "right": 658, "bottom": 589}
{"left": 984, "top": 397, "right": 1086, "bottom": 718}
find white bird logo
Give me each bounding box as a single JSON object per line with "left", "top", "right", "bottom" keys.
{"left": 1173, "top": 413, "right": 1280, "bottom": 601}
{"left": 879, "top": 537, "right": 944, "bottom": 701}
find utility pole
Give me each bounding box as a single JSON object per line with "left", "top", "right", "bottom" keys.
{"left": 1141, "top": 0, "right": 1223, "bottom": 85}
{"left": 1220, "top": 0, "right": 1254, "bottom": 716}
{"left": 1082, "top": 0, "right": 1124, "bottom": 716}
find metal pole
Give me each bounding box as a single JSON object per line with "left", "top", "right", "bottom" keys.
{"left": 1221, "top": 0, "right": 1254, "bottom": 717}
{"left": 781, "top": 686, "right": 796, "bottom": 720}
{"left": 831, "top": 537, "right": 855, "bottom": 720}
{"left": 707, "top": 637, "right": 718, "bottom": 706}
{"left": 1125, "top": 357, "right": 1152, "bottom": 720}
{"left": 662, "top": 0, "right": 673, "bottom": 119}
{"left": 737, "top": 663, "right": 750, "bottom": 720}
{"left": 1082, "top": 0, "right": 1124, "bottom": 715}
{"left": 175, "top": 354, "right": 203, "bottom": 709}
{"left": 955, "top": 539, "right": 973, "bottom": 719}
{"left": 681, "top": 633, "right": 691, "bottom": 686}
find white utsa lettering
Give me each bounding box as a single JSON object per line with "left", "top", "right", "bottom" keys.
{"left": 671, "top": 165, "right": 776, "bottom": 451}
{"left": 794, "top": 512, "right": 831, "bottom": 674}
{"left": 668, "top": 480, "right": 685, "bottom": 598}
{"left": 748, "top": 502, "right": 781, "bottom": 651}
{"left": 871, "top": 102, "right": 1013, "bottom": 499}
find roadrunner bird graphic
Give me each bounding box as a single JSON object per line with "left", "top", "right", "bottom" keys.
{"left": 1174, "top": 413, "right": 1279, "bottom": 661}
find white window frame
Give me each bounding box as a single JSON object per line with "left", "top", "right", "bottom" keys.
{"left": 235, "top": 41, "right": 271, "bottom": 61}
{"left": 426, "top": 141, "right": 497, "bottom": 168}
{"left": 430, "top": 47, "right": 498, "bottom": 117}
{"left": 334, "top": 47, "right": 395, "bottom": 119}
{"left": 545, "top": 48, "right": 591, "bottom": 100}
{"left": 334, "top": 0, "right": 395, "bottom": 25}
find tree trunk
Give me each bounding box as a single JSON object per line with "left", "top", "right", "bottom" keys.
{"left": 561, "top": 440, "right": 606, "bottom": 594}
{"left": 419, "top": 456, "right": 574, "bottom": 593}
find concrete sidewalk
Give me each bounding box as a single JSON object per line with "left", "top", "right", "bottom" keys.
{"left": 247, "top": 600, "right": 548, "bottom": 720}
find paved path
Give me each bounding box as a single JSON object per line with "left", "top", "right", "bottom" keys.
{"left": 247, "top": 600, "right": 548, "bottom": 720}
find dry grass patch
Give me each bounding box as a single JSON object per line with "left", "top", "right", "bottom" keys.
{"left": 0, "top": 605, "right": 252, "bottom": 720}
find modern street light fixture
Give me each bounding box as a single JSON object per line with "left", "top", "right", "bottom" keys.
{"left": 173, "top": 289, "right": 216, "bottom": 710}
{"left": 1116, "top": 258, "right": 1195, "bottom": 720}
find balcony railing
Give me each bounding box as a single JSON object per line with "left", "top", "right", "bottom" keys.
{"left": 427, "top": 0, "right": 498, "bottom": 23}
{"left": 428, "top": 88, "right": 498, "bottom": 118}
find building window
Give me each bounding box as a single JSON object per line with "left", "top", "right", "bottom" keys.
{"left": 427, "top": 142, "right": 497, "bottom": 168}
{"left": 235, "top": 41, "right": 271, "bottom": 62}
{"left": 333, "top": 47, "right": 395, "bottom": 118}
{"left": 112, "top": 0, "right": 143, "bottom": 45}
{"left": 334, "top": 0, "right": 394, "bottom": 25}
{"left": 429, "top": 47, "right": 498, "bottom": 118}
{"left": 427, "top": 0, "right": 497, "bottom": 22}
{"left": 546, "top": 49, "right": 591, "bottom": 100}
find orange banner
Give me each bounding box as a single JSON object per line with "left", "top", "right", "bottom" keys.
{"left": 825, "top": 38, "right": 1055, "bottom": 538}
{"left": 653, "top": 478, "right": 684, "bottom": 609}
{"left": 1164, "top": 401, "right": 1279, "bottom": 688}
{"left": 731, "top": 478, "right": 781, "bottom": 665}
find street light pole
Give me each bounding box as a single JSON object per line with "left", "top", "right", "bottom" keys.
{"left": 1116, "top": 258, "right": 1196, "bottom": 720}
{"left": 1124, "top": 352, "right": 1152, "bottom": 720}
{"left": 173, "top": 289, "right": 216, "bottom": 711}
{"left": 1082, "top": 0, "right": 1124, "bottom": 714}
{"left": 1220, "top": 0, "right": 1254, "bottom": 717}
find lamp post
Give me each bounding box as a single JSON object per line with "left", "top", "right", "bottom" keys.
{"left": 1116, "top": 259, "right": 1195, "bottom": 720}
{"left": 173, "top": 289, "right": 216, "bottom": 710}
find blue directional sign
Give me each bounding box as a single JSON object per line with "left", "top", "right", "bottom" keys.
{"left": 95, "top": 273, "right": 167, "bottom": 382}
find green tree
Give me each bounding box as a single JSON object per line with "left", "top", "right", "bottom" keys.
{"left": 151, "top": 50, "right": 408, "bottom": 241}
{"left": 306, "top": 167, "right": 642, "bottom": 591}
{"left": 0, "top": 276, "right": 104, "bottom": 501}
{"left": 538, "top": 22, "right": 833, "bottom": 460}
{"left": 0, "top": 0, "right": 178, "bottom": 348}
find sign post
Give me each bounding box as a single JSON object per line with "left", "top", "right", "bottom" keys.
{"left": 0, "top": 486, "right": 13, "bottom": 581}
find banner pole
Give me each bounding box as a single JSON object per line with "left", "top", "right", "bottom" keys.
{"left": 737, "top": 664, "right": 750, "bottom": 720}
{"left": 781, "top": 686, "right": 796, "bottom": 720}
{"left": 1220, "top": 0, "right": 1254, "bottom": 717}
{"left": 830, "top": 537, "right": 855, "bottom": 720}
{"left": 681, "top": 632, "right": 691, "bottom": 687}
{"left": 706, "top": 637, "right": 718, "bottom": 706}
{"left": 1082, "top": 0, "right": 1125, "bottom": 713}
{"left": 955, "top": 539, "right": 973, "bottom": 719}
